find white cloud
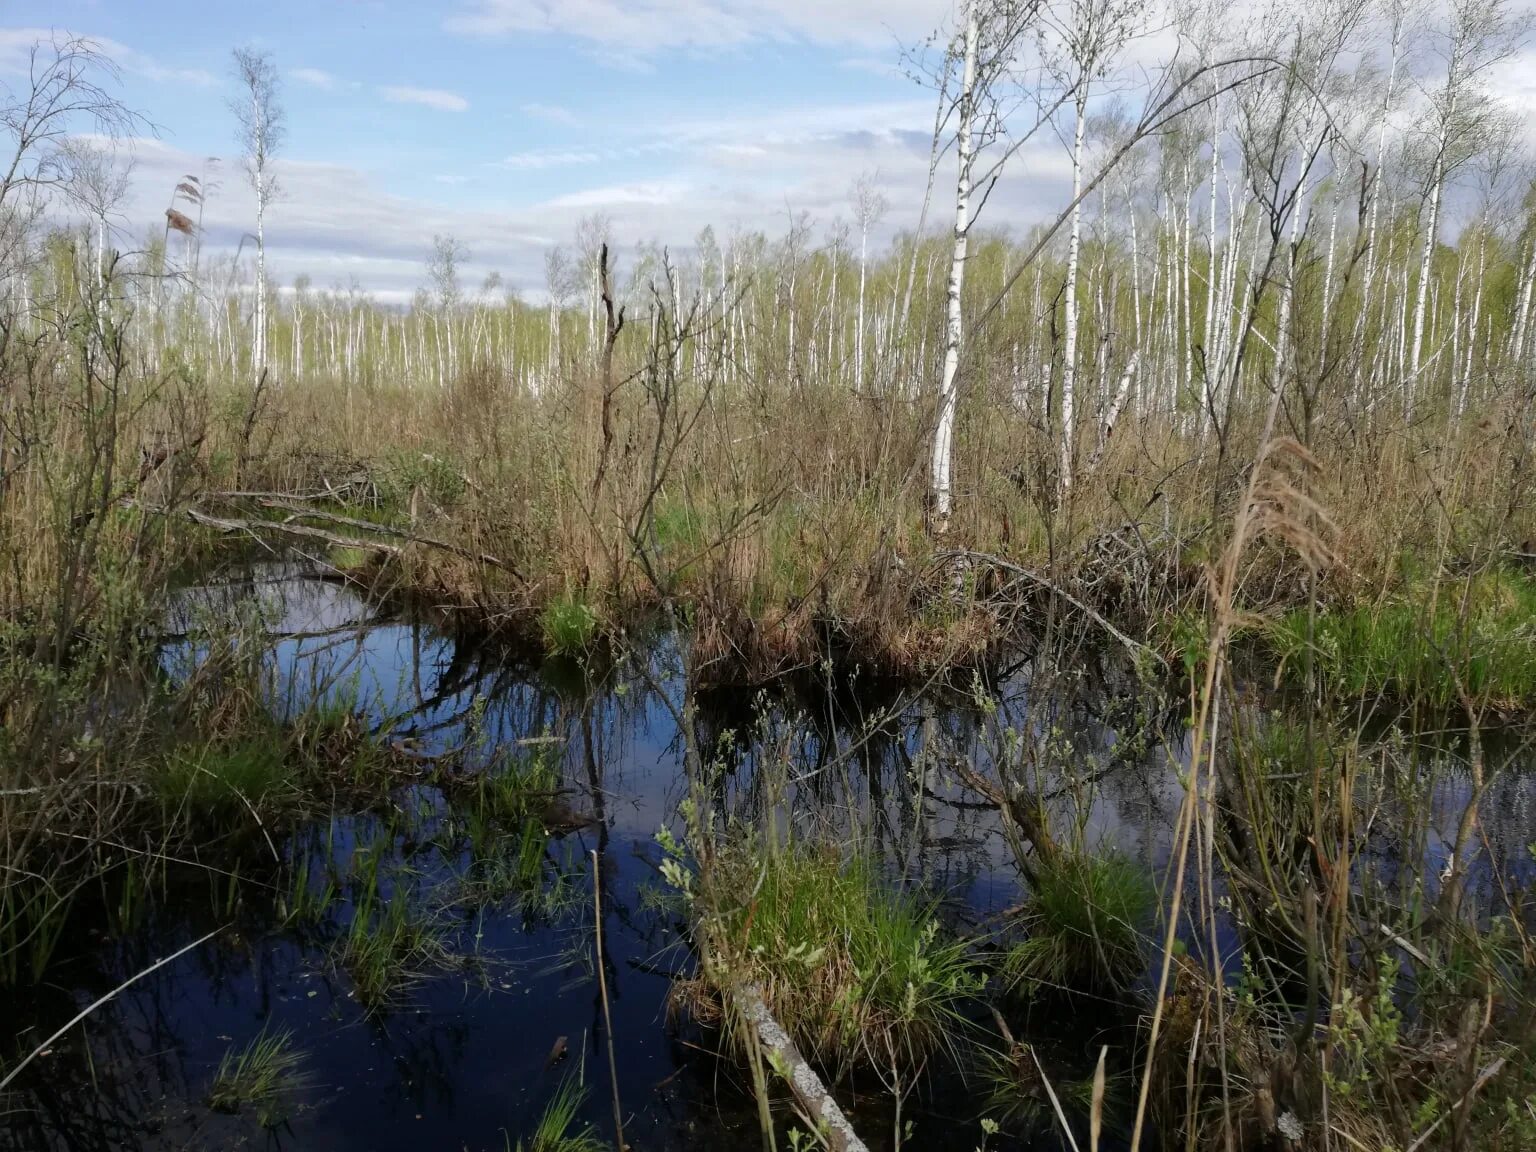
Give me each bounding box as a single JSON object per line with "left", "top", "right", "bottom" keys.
{"left": 444, "top": 0, "right": 947, "bottom": 54}
{"left": 0, "top": 27, "right": 214, "bottom": 86}
{"left": 521, "top": 102, "right": 579, "bottom": 125}
{"left": 69, "top": 84, "right": 1076, "bottom": 304}
{"left": 379, "top": 85, "right": 470, "bottom": 111}
{"left": 292, "top": 67, "right": 337, "bottom": 89}
{"left": 545, "top": 179, "right": 692, "bottom": 209}
{"left": 500, "top": 149, "right": 601, "bottom": 170}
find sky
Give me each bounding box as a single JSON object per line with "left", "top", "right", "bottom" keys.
{"left": 4, "top": 0, "right": 1536, "bottom": 303}
{"left": 3, "top": 0, "right": 987, "bottom": 302}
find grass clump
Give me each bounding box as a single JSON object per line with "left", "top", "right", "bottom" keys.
{"left": 979, "top": 1037, "right": 1122, "bottom": 1132}
{"left": 692, "top": 839, "right": 981, "bottom": 1069}
{"left": 470, "top": 748, "right": 560, "bottom": 825}
{"left": 1002, "top": 850, "right": 1154, "bottom": 996}
{"left": 508, "top": 1075, "right": 607, "bottom": 1152}
{"left": 208, "top": 1026, "right": 310, "bottom": 1127}
{"left": 155, "top": 736, "right": 295, "bottom": 818}
{"left": 336, "top": 883, "right": 452, "bottom": 1009}
{"left": 455, "top": 748, "right": 578, "bottom": 913}
{"left": 539, "top": 592, "right": 599, "bottom": 656}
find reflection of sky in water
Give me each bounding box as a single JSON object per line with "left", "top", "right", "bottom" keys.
{"left": 5, "top": 569, "right": 1529, "bottom": 1151}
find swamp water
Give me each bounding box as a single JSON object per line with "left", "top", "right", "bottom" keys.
{"left": 0, "top": 567, "right": 1526, "bottom": 1151}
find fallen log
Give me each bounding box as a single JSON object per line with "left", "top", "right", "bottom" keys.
{"left": 727, "top": 980, "right": 871, "bottom": 1152}
{"left": 186, "top": 501, "right": 517, "bottom": 577}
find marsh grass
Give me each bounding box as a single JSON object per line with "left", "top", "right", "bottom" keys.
{"left": 0, "top": 880, "right": 73, "bottom": 984}
{"left": 540, "top": 592, "right": 599, "bottom": 656}
{"left": 338, "top": 895, "right": 452, "bottom": 1007}
{"left": 978, "top": 1038, "right": 1124, "bottom": 1133}
{"left": 1002, "top": 850, "right": 1155, "bottom": 997}
{"left": 336, "top": 877, "right": 453, "bottom": 1008}
{"left": 156, "top": 736, "right": 296, "bottom": 818}
{"left": 693, "top": 840, "right": 982, "bottom": 1070}
{"left": 279, "top": 853, "right": 339, "bottom": 926}
{"left": 508, "top": 1074, "right": 607, "bottom": 1152}
{"left": 1271, "top": 566, "right": 1536, "bottom": 710}
{"left": 208, "top": 1026, "right": 310, "bottom": 1127}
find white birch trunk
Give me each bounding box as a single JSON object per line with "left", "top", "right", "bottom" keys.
{"left": 1059, "top": 89, "right": 1087, "bottom": 493}
{"left": 929, "top": 5, "right": 978, "bottom": 529}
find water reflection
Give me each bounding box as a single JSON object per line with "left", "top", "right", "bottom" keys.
{"left": 1, "top": 567, "right": 1527, "bottom": 1151}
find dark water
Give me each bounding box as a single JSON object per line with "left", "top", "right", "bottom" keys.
{"left": 1, "top": 568, "right": 1526, "bottom": 1151}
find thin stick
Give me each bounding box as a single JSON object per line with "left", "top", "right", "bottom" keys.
{"left": 1403, "top": 1056, "right": 1507, "bottom": 1152}
{"left": 1090, "top": 1046, "right": 1107, "bottom": 1152}
{"left": 591, "top": 850, "right": 626, "bottom": 1151}
{"left": 1033, "top": 1046, "right": 1083, "bottom": 1152}
{"left": 0, "top": 926, "right": 223, "bottom": 1093}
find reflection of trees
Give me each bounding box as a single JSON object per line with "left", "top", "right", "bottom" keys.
{"left": 12, "top": 572, "right": 1262, "bottom": 1151}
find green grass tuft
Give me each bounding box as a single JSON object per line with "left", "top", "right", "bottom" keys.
{"left": 539, "top": 592, "right": 599, "bottom": 656}
{"left": 1271, "top": 566, "right": 1536, "bottom": 710}
{"left": 509, "top": 1074, "right": 608, "bottom": 1152}
{"left": 699, "top": 841, "right": 982, "bottom": 1068}
{"left": 1003, "top": 850, "right": 1155, "bottom": 996}
{"left": 156, "top": 736, "right": 295, "bottom": 818}
{"left": 336, "top": 882, "right": 451, "bottom": 1009}
{"left": 208, "top": 1026, "right": 310, "bottom": 1127}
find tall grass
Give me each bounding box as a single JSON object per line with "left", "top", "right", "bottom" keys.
{"left": 1001, "top": 850, "right": 1155, "bottom": 996}
{"left": 1271, "top": 565, "right": 1536, "bottom": 710}
{"left": 509, "top": 1075, "right": 607, "bottom": 1152}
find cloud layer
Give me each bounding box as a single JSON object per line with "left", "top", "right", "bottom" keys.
{"left": 445, "top": 0, "right": 946, "bottom": 54}
{"left": 92, "top": 92, "right": 1074, "bottom": 304}
{"left": 379, "top": 85, "right": 470, "bottom": 112}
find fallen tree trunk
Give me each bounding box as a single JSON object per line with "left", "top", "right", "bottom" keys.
{"left": 727, "top": 980, "right": 871, "bottom": 1152}
{"left": 186, "top": 501, "right": 517, "bottom": 576}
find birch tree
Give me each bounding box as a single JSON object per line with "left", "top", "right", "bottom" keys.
{"left": 60, "top": 138, "right": 133, "bottom": 287}
{"left": 0, "top": 34, "right": 137, "bottom": 280}
{"left": 1046, "top": 0, "right": 1140, "bottom": 493}
{"left": 428, "top": 233, "right": 467, "bottom": 387}
{"left": 850, "top": 171, "right": 888, "bottom": 392}
{"left": 1405, "top": 0, "right": 1527, "bottom": 407}
{"left": 231, "top": 48, "right": 284, "bottom": 383}
{"left": 930, "top": 0, "right": 1044, "bottom": 532}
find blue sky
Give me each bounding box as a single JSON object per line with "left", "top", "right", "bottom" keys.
{"left": 8, "top": 1, "right": 1535, "bottom": 301}
{"left": 4, "top": 0, "right": 997, "bottom": 300}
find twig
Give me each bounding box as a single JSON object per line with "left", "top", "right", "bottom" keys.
{"left": 0, "top": 926, "right": 224, "bottom": 1093}
{"left": 193, "top": 496, "right": 518, "bottom": 574}
{"left": 1032, "top": 1046, "right": 1083, "bottom": 1152}
{"left": 937, "top": 549, "right": 1166, "bottom": 670}
{"left": 1403, "top": 1056, "right": 1508, "bottom": 1152}
{"left": 591, "top": 850, "right": 626, "bottom": 1151}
